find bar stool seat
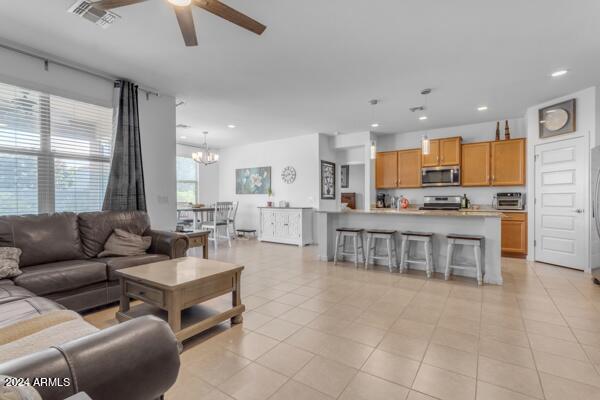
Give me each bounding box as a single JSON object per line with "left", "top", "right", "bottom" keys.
{"left": 334, "top": 228, "right": 365, "bottom": 267}
{"left": 399, "top": 231, "right": 434, "bottom": 278}
{"left": 445, "top": 234, "right": 484, "bottom": 285}
{"left": 365, "top": 229, "right": 397, "bottom": 272}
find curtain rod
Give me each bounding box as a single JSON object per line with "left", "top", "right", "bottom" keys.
{"left": 0, "top": 41, "right": 160, "bottom": 98}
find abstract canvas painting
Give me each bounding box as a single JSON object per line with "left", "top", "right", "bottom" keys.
{"left": 321, "top": 160, "right": 336, "bottom": 199}
{"left": 236, "top": 166, "right": 271, "bottom": 194}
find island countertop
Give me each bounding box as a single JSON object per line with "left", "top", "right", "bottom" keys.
{"left": 317, "top": 207, "right": 504, "bottom": 218}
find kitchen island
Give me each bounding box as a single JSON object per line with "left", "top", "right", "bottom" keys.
{"left": 317, "top": 208, "right": 504, "bottom": 284}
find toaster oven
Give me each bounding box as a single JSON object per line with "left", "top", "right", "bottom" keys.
{"left": 494, "top": 192, "right": 525, "bottom": 210}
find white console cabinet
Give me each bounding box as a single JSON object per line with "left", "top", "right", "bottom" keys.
{"left": 258, "top": 207, "right": 313, "bottom": 246}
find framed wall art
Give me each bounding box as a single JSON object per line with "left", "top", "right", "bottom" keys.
{"left": 235, "top": 166, "right": 271, "bottom": 194}
{"left": 340, "top": 165, "right": 349, "bottom": 188}
{"left": 539, "top": 99, "right": 576, "bottom": 138}
{"left": 320, "top": 160, "right": 336, "bottom": 199}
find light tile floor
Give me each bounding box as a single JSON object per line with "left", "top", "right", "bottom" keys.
{"left": 84, "top": 240, "right": 600, "bottom": 400}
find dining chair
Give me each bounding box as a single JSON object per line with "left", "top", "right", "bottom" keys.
{"left": 201, "top": 202, "right": 233, "bottom": 252}
{"left": 228, "top": 201, "right": 239, "bottom": 238}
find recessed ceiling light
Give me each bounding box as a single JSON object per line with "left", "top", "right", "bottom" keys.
{"left": 168, "top": 0, "right": 192, "bottom": 6}
{"left": 477, "top": 106, "right": 488, "bottom": 111}
{"left": 419, "top": 116, "right": 428, "bottom": 121}
{"left": 227, "top": 124, "right": 236, "bottom": 129}
{"left": 551, "top": 69, "right": 568, "bottom": 77}
{"left": 180, "top": 136, "right": 187, "bottom": 139}
{"left": 371, "top": 123, "right": 379, "bottom": 128}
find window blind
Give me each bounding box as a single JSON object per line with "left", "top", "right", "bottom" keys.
{"left": 0, "top": 81, "right": 113, "bottom": 215}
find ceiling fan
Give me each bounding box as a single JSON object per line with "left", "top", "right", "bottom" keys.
{"left": 93, "top": 0, "right": 266, "bottom": 46}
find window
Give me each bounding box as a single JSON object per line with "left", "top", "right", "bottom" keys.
{"left": 0, "top": 81, "right": 112, "bottom": 215}
{"left": 176, "top": 156, "right": 197, "bottom": 204}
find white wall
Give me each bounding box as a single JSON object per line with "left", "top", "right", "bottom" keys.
{"left": 218, "top": 134, "right": 319, "bottom": 231}
{"left": 376, "top": 118, "right": 527, "bottom": 205}
{"left": 139, "top": 94, "right": 177, "bottom": 229}
{"left": 0, "top": 46, "right": 177, "bottom": 229}
{"left": 525, "top": 86, "right": 597, "bottom": 267}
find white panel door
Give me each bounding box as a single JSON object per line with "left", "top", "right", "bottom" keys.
{"left": 535, "top": 137, "right": 587, "bottom": 269}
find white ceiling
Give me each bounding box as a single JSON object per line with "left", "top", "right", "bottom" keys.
{"left": 0, "top": 0, "right": 599, "bottom": 148}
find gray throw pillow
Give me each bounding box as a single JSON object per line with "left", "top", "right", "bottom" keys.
{"left": 97, "top": 229, "right": 151, "bottom": 257}
{"left": 0, "top": 248, "right": 22, "bottom": 279}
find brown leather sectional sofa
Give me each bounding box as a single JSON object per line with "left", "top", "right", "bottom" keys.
{"left": 0, "top": 210, "right": 188, "bottom": 311}
{"left": 0, "top": 211, "right": 189, "bottom": 399}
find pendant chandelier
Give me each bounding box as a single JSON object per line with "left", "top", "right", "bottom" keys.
{"left": 192, "top": 132, "right": 219, "bottom": 165}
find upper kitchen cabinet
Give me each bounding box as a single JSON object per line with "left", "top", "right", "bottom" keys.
{"left": 462, "top": 142, "right": 491, "bottom": 186}
{"left": 421, "top": 137, "right": 461, "bottom": 167}
{"left": 491, "top": 138, "right": 526, "bottom": 186}
{"left": 397, "top": 149, "right": 422, "bottom": 188}
{"left": 375, "top": 151, "right": 398, "bottom": 189}
{"left": 439, "top": 137, "right": 462, "bottom": 165}
{"left": 422, "top": 140, "right": 440, "bottom": 167}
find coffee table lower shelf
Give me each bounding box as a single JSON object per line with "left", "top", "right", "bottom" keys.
{"left": 116, "top": 303, "right": 245, "bottom": 342}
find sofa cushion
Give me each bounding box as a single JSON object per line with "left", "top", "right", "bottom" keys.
{"left": 13, "top": 260, "right": 107, "bottom": 296}
{"left": 98, "top": 229, "right": 152, "bottom": 257}
{"left": 0, "top": 280, "right": 14, "bottom": 286}
{"left": 0, "top": 297, "right": 64, "bottom": 328}
{"left": 99, "top": 254, "right": 170, "bottom": 281}
{"left": 78, "top": 211, "right": 151, "bottom": 258}
{"left": 0, "top": 285, "right": 34, "bottom": 305}
{"left": 0, "top": 213, "right": 86, "bottom": 267}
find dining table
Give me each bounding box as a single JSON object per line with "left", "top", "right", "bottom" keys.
{"left": 177, "top": 207, "right": 214, "bottom": 230}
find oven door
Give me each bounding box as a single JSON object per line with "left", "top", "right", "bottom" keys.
{"left": 421, "top": 167, "right": 460, "bottom": 187}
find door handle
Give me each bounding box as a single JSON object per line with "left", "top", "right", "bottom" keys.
{"left": 574, "top": 209, "right": 584, "bottom": 214}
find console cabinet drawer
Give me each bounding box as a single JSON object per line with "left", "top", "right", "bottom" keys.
{"left": 125, "top": 281, "right": 164, "bottom": 307}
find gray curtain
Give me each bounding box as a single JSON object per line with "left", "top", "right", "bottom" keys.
{"left": 103, "top": 80, "right": 147, "bottom": 211}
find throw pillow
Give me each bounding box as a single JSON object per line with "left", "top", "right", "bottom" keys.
{"left": 0, "top": 248, "right": 22, "bottom": 279}
{"left": 98, "top": 229, "right": 151, "bottom": 257}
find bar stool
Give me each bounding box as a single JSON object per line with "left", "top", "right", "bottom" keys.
{"left": 399, "top": 231, "right": 434, "bottom": 278}
{"left": 364, "top": 229, "right": 398, "bottom": 272}
{"left": 334, "top": 228, "right": 365, "bottom": 267}
{"left": 444, "top": 234, "right": 484, "bottom": 285}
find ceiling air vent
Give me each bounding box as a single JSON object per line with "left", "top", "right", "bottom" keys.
{"left": 67, "top": 0, "right": 119, "bottom": 29}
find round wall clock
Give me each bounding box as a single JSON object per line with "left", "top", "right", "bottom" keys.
{"left": 281, "top": 166, "right": 296, "bottom": 184}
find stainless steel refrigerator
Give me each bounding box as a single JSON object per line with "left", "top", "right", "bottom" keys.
{"left": 592, "top": 146, "right": 600, "bottom": 284}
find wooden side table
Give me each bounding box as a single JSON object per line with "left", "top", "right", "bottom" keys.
{"left": 182, "top": 230, "right": 210, "bottom": 259}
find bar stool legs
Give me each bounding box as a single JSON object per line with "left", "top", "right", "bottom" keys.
{"left": 444, "top": 234, "right": 484, "bottom": 285}
{"left": 334, "top": 229, "right": 365, "bottom": 267}
{"left": 364, "top": 230, "right": 397, "bottom": 272}
{"left": 399, "top": 232, "right": 434, "bottom": 278}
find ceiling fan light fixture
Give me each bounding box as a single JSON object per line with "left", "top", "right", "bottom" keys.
{"left": 168, "top": 0, "right": 192, "bottom": 6}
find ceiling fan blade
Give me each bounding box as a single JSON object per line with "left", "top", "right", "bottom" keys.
{"left": 93, "top": 0, "right": 148, "bottom": 10}
{"left": 173, "top": 6, "right": 198, "bottom": 47}
{"left": 192, "top": 0, "right": 266, "bottom": 35}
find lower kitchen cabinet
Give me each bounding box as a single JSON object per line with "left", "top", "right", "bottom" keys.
{"left": 501, "top": 212, "right": 527, "bottom": 257}
{"left": 259, "top": 207, "right": 313, "bottom": 246}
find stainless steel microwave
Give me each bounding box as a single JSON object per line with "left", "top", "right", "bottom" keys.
{"left": 421, "top": 166, "right": 460, "bottom": 187}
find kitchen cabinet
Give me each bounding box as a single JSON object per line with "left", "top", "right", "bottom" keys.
{"left": 501, "top": 212, "right": 527, "bottom": 257}
{"left": 422, "top": 140, "right": 440, "bottom": 167}
{"left": 397, "top": 149, "right": 422, "bottom": 188}
{"left": 461, "top": 142, "right": 491, "bottom": 186}
{"left": 421, "top": 137, "right": 461, "bottom": 167}
{"left": 440, "top": 137, "right": 462, "bottom": 165}
{"left": 491, "top": 138, "right": 526, "bottom": 186}
{"left": 259, "top": 207, "right": 313, "bottom": 246}
{"left": 375, "top": 151, "right": 398, "bottom": 189}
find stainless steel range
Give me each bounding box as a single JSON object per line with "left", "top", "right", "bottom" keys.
{"left": 419, "top": 196, "right": 462, "bottom": 211}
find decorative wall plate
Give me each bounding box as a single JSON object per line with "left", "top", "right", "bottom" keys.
{"left": 281, "top": 166, "right": 296, "bottom": 184}
{"left": 539, "top": 99, "right": 576, "bottom": 138}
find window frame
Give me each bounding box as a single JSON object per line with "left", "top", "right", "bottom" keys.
{"left": 176, "top": 156, "right": 199, "bottom": 205}
{"left": 0, "top": 86, "right": 112, "bottom": 214}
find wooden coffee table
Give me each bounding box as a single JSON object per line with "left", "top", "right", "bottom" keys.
{"left": 115, "top": 257, "right": 244, "bottom": 341}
